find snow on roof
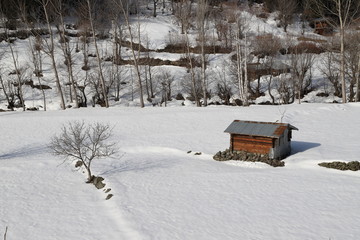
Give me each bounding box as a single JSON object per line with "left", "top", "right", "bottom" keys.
{"left": 224, "top": 120, "right": 298, "bottom": 138}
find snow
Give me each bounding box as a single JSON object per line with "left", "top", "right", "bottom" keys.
{"left": 1, "top": 103, "right": 360, "bottom": 240}
{"left": 137, "top": 16, "right": 178, "bottom": 50}
{"left": 1, "top": 3, "right": 360, "bottom": 239}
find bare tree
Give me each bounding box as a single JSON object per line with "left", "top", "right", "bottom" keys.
{"left": 108, "top": 62, "right": 127, "bottom": 102}
{"left": 212, "top": 61, "right": 233, "bottom": 105}
{"left": 184, "top": 30, "right": 201, "bottom": 106}
{"left": 196, "top": 0, "right": 209, "bottom": 106}
{"left": 251, "top": 34, "right": 282, "bottom": 102}
{"left": 50, "top": 121, "right": 115, "bottom": 182}
{"left": 111, "top": 0, "right": 145, "bottom": 107}
{"left": 0, "top": 74, "right": 13, "bottom": 110}
{"left": 275, "top": 0, "right": 297, "bottom": 32}
{"left": 319, "top": 51, "right": 341, "bottom": 97}
{"left": 143, "top": 35, "right": 155, "bottom": 100}
{"left": 344, "top": 32, "right": 360, "bottom": 102}
{"left": 234, "top": 12, "right": 250, "bottom": 106}
{"left": 309, "top": 0, "right": 360, "bottom": 103}
{"left": 76, "top": 1, "right": 91, "bottom": 71}
{"left": 290, "top": 51, "right": 315, "bottom": 103}
{"left": 54, "top": 0, "right": 79, "bottom": 108}
{"left": 38, "top": 0, "right": 66, "bottom": 110}
{"left": 17, "top": 0, "right": 48, "bottom": 111}
{"left": 181, "top": 69, "right": 202, "bottom": 105}
{"left": 157, "top": 69, "right": 174, "bottom": 106}
{"left": 85, "top": 0, "right": 109, "bottom": 108}
{"left": 174, "top": 0, "right": 192, "bottom": 34}
{"left": 8, "top": 40, "right": 26, "bottom": 111}
{"left": 275, "top": 74, "right": 295, "bottom": 104}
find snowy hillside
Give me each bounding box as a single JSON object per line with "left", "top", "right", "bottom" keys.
{"left": 1, "top": 103, "right": 360, "bottom": 239}
{"left": 0, "top": 1, "right": 351, "bottom": 110}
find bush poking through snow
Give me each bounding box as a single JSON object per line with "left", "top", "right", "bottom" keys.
{"left": 213, "top": 149, "right": 285, "bottom": 167}
{"left": 318, "top": 161, "right": 360, "bottom": 171}
{"left": 49, "top": 121, "right": 116, "bottom": 182}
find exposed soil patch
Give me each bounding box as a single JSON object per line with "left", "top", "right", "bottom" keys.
{"left": 157, "top": 44, "right": 232, "bottom": 54}
{"left": 110, "top": 57, "right": 201, "bottom": 68}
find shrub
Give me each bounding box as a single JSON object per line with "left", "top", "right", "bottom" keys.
{"left": 288, "top": 42, "right": 324, "bottom": 54}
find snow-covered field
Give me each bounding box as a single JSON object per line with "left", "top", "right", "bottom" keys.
{"left": 1, "top": 103, "right": 360, "bottom": 240}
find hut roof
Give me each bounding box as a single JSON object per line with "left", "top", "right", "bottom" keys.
{"left": 224, "top": 120, "right": 298, "bottom": 138}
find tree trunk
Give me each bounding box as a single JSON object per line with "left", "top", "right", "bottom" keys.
{"left": 8, "top": 41, "right": 25, "bottom": 111}
{"left": 0, "top": 75, "right": 13, "bottom": 111}
{"left": 42, "top": 0, "right": 66, "bottom": 110}
{"left": 185, "top": 31, "right": 200, "bottom": 106}
{"left": 340, "top": 25, "right": 347, "bottom": 103}
{"left": 201, "top": 38, "right": 207, "bottom": 106}
{"left": 356, "top": 54, "right": 360, "bottom": 101}
{"left": 87, "top": 0, "right": 109, "bottom": 108}
{"left": 243, "top": 33, "right": 249, "bottom": 106}
{"left": 57, "top": 6, "right": 79, "bottom": 108}
{"left": 153, "top": 0, "right": 157, "bottom": 17}
{"left": 113, "top": 0, "right": 145, "bottom": 107}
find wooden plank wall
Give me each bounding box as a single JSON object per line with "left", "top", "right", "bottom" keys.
{"left": 231, "top": 134, "right": 274, "bottom": 154}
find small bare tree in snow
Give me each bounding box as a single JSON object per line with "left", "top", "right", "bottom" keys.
{"left": 50, "top": 121, "right": 115, "bottom": 182}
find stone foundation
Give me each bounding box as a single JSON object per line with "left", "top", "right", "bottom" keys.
{"left": 213, "top": 149, "right": 285, "bottom": 167}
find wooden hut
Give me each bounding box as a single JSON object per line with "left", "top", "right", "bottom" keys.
{"left": 224, "top": 120, "right": 298, "bottom": 160}
{"left": 313, "top": 18, "right": 333, "bottom": 35}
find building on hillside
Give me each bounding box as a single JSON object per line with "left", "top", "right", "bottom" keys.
{"left": 313, "top": 18, "right": 333, "bottom": 35}
{"left": 224, "top": 120, "right": 298, "bottom": 160}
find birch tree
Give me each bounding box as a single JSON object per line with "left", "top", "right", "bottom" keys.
{"left": 7, "top": 38, "right": 26, "bottom": 111}
{"left": 38, "top": 0, "right": 66, "bottom": 110}
{"left": 174, "top": 0, "right": 192, "bottom": 34}
{"left": 54, "top": 0, "right": 79, "bottom": 108}
{"left": 85, "top": 0, "right": 109, "bottom": 108}
{"left": 290, "top": 51, "right": 314, "bottom": 103}
{"left": 19, "top": 1, "right": 48, "bottom": 111}
{"left": 319, "top": 51, "right": 341, "bottom": 97}
{"left": 185, "top": 31, "right": 201, "bottom": 106}
{"left": 344, "top": 32, "right": 360, "bottom": 102}
{"left": 234, "top": 12, "right": 250, "bottom": 106}
{"left": 196, "top": 0, "right": 209, "bottom": 106}
{"left": 111, "top": 0, "right": 145, "bottom": 107}
{"left": 28, "top": 36, "right": 47, "bottom": 110}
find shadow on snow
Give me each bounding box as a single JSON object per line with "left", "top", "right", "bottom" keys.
{"left": 0, "top": 145, "right": 48, "bottom": 160}
{"left": 291, "top": 141, "right": 321, "bottom": 154}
